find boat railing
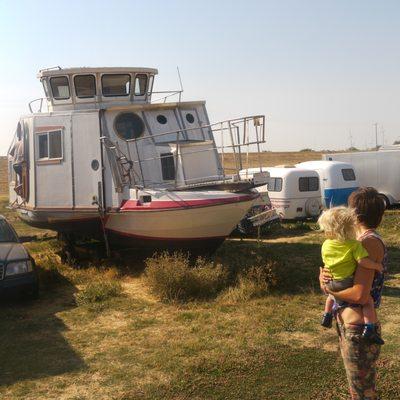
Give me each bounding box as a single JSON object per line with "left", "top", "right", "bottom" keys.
{"left": 150, "top": 90, "right": 183, "bottom": 103}
{"left": 28, "top": 98, "right": 46, "bottom": 113}
{"left": 102, "top": 115, "right": 266, "bottom": 191}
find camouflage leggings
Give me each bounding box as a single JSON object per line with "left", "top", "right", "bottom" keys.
{"left": 336, "top": 322, "right": 381, "bottom": 400}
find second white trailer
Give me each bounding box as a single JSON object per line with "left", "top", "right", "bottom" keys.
{"left": 323, "top": 149, "right": 400, "bottom": 206}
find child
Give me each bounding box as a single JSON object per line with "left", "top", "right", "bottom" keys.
{"left": 318, "top": 206, "right": 384, "bottom": 345}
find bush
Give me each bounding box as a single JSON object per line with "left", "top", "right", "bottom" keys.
{"left": 145, "top": 252, "right": 228, "bottom": 302}
{"left": 299, "top": 148, "right": 314, "bottom": 152}
{"left": 220, "top": 262, "right": 277, "bottom": 303}
{"left": 75, "top": 279, "right": 123, "bottom": 305}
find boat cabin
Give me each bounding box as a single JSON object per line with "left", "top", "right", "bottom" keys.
{"left": 9, "top": 67, "right": 266, "bottom": 236}
{"left": 35, "top": 67, "right": 157, "bottom": 112}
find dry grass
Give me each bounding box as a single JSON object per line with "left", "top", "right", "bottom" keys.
{"left": 220, "top": 150, "right": 325, "bottom": 171}
{"left": 0, "top": 157, "right": 399, "bottom": 399}
{"left": 0, "top": 156, "right": 8, "bottom": 196}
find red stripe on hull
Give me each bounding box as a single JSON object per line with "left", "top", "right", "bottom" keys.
{"left": 120, "top": 194, "right": 257, "bottom": 211}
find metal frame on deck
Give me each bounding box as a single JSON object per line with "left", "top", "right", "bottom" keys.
{"left": 101, "top": 115, "right": 266, "bottom": 192}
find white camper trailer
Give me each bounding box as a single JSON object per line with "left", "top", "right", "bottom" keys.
{"left": 296, "top": 161, "right": 359, "bottom": 208}
{"left": 256, "top": 167, "right": 322, "bottom": 220}
{"left": 8, "top": 67, "right": 268, "bottom": 251}
{"left": 323, "top": 150, "right": 400, "bottom": 206}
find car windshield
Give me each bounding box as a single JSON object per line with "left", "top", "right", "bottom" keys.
{"left": 0, "top": 220, "right": 18, "bottom": 242}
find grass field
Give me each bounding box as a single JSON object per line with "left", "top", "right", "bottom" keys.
{"left": 0, "top": 155, "right": 399, "bottom": 400}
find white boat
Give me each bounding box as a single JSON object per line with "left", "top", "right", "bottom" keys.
{"left": 8, "top": 67, "right": 267, "bottom": 250}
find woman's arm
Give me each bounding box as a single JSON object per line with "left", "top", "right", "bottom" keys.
{"left": 326, "top": 267, "right": 375, "bottom": 304}
{"left": 326, "top": 236, "right": 384, "bottom": 304}
{"left": 358, "top": 257, "right": 382, "bottom": 272}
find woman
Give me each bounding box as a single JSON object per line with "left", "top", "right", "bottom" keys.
{"left": 319, "top": 187, "right": 387, "bottom": 400}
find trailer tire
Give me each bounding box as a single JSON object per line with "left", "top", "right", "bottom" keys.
{"left": 378, "top": 194, "right": 390, "bottom": 210}
{"left": 305, "top": 198, "right": 321, "bottom": 217}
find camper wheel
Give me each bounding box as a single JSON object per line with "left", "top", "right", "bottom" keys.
{"left": 378, "top": 194, "right": 390, "bottom": 210}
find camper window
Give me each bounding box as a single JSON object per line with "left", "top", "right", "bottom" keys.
{"left": 74, "top": 75, "right": 96, "bottom": 98}
{"left": 37, "top": 130, "right": 63, "bottom": 160}
{"left": 50, "top": 76, "right": 70, "bottom": 100}
{"left": 102, "top": 74, "right": 130, "bottom": 97}
{"left": 268, "top": 177, "right": 283, "bottom": 192}
{"left": 134, "top": 74, "right": 148, "bottom": 96}
{"left": 299, "top": 177, "right": 319, "bottom": 192}
{"left": 342, "top": 168, "right": 356, "bottom": 181}
{"left": 160, "top": 153, "right": 175, "bottom": 180}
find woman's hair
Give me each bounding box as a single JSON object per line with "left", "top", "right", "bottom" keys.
{"left": 318, "top": 206, "right": 358, "bottom": 241}
{"left": 348, "top": 187, "right": 385, "bottom": 229}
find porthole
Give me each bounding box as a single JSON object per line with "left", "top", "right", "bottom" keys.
{"left": 91, "top": 159, "right": 99, "bottom": 171}
{"left": 114, "top": 112, "right": 145, "bottom": 140}
{"left": 186, "top": 113, "right": 195, "bottom": 124}
{"left": 157, "top": 114, "right": 167, "bottom": 125}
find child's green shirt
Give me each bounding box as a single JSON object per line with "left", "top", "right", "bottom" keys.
{"left": 321, "top": 239, "right": 369, "bottom": 280}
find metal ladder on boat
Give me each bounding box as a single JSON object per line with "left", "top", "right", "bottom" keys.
{"left": 100, "top": 136, "right": 141, "bottom": 192}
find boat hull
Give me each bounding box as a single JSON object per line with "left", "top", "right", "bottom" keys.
{"left": 15, "top": 191, "right": 257, "bottom": 250}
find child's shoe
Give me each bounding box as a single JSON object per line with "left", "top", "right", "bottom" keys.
{"left": 362, "top": 324, "right": 385, "bottom": 345}
{"left": 321, "top": 312, "right": 333, "bottom": 328}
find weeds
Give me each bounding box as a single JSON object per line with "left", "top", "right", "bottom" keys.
{"left": 145, "top": 252, "right": 228, "bottom": 302}
{"left": 220, "top": 262, "right": 277, "bottom": 303}
{"left": 75, "top": 279, "right": 123, "bottom": 306}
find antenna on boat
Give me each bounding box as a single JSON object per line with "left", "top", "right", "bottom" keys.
{"left": 177, "top": 66, "right": 184, "bottom": 102}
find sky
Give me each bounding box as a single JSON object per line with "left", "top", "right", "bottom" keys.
{"left": 1, "top": 0, "right": 400, "bottom": 155}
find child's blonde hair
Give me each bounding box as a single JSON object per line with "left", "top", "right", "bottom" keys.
{"left": 318, "top": 206, "right": 358, "bottom": 241}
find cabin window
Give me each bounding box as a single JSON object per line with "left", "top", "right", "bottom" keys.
{"left": 50, "top": 76, "right": 70, "bottom": 100}
{"left": 74, "top": 75, "right": 96, "bottom": 98}
{"left": 160, "top": 153, "right": 175, "bottom": 180}
{"left": 186, "top": 113, "right": 195, "bottom": 124}
{"left": 114, "top": 112, "right": 145, "bottom": 140}
{"left": 134, "top": 74, "right": 148, "bottom": 96}
{"left": 299, "top": 177, "right": 319, "bottom": 192}
{"left": 102, "top": 74, "right": 130, "bottom": 97}
{"left": 268, "top": 177, "right": 283, "bottom": 192}
{"left": 342, "top": 168, "right": 356, "bottom": 181}
{"left": 157, "top": 115, "right": 167, "bottom": 124}
{"left": 37, "top": 130, "right": 63, "bottom": 160}
{"left": 147, "top": 75, "right": 154, "bottom": 96}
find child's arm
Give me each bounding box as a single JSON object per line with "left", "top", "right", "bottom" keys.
{"left": 358, "top": 257, "right": 383, "bottom": 272}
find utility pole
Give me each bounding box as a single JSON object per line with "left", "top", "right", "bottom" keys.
{"left": 348, "top": 129, "right": 354, "bottom": 150}
{"left": 374, "top": 122, "right": 378, "bottom": 149}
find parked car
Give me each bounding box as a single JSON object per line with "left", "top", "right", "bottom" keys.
{"left": 0, "top": 215, "right": 38, "bottom": 299}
